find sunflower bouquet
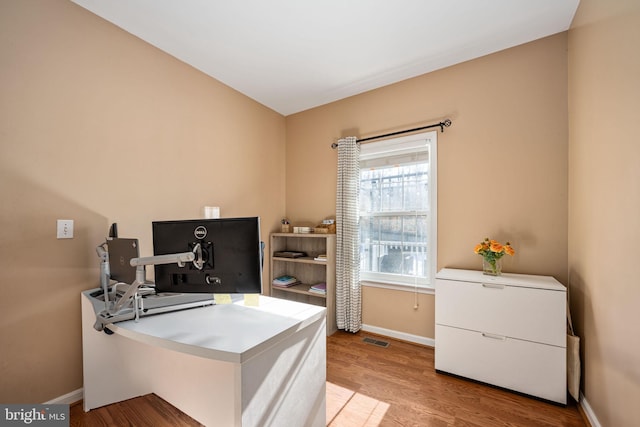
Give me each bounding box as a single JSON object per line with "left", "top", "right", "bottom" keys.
{"left": 474, "top": 238, "right": 515, "bottom": 275}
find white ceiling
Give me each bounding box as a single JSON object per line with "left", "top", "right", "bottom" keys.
{"left": 71, "top": 0, "right": 579, "bottom": 116}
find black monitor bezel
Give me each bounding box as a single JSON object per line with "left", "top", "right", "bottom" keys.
{"left": 152, "top": 217, "right": 263, "bottom": 294}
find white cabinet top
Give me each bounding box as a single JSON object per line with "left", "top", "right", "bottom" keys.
{"left": 436, "top": 268, "right": 565, "bottom": 292}
{"left": 84, "top": 292, "right": 325, "bottom": 364}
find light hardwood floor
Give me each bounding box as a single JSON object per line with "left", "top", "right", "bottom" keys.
{"left": 70, "top": 393, "right": 202, "bottom": 426}
{"left": 327, "top": 331, "right": 586, "bottom": 427}
{"left": 71, "top": 331, "right": 587, "bottom": 426}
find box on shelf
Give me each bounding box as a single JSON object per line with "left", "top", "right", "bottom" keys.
{"left": 293, "top": 226, "right": 313, "bottom": 234}
{"left": 314, "top": 220, "right": 336, "bottom": 234}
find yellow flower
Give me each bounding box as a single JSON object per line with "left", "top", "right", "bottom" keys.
{"left": 490, "top": 242, "right": 503, "bottom": 253}
{"left": 473, "top": 238, "right": 515, "bottom": 258}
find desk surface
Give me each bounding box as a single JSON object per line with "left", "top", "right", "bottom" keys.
{"left": 83, "top": 291, "right": 325, "bottom": 364}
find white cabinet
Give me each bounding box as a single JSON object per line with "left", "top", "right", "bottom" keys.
{"left": 435, "top": 268, "right": 567, "bottom": 404}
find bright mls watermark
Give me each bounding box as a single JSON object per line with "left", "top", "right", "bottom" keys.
{"left": 1, "top": 404, "right": 68, "bottom": 426}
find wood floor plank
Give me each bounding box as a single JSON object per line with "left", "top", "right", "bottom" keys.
{"left": 327, "top": 382, "right": 357, "bottom": 423}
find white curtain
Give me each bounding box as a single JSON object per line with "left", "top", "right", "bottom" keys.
{"left": 335, "top": 136, "right": 361, "bottom": 333}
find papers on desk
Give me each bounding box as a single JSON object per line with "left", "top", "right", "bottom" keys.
{"left": 214, "top": 294, "right": 233, "bottom": 304}
{"left": 213, "top": 293, "right": 260, "bottom": 306}
{"left": 244, "top": 294, "right": 260, "bottom": 306}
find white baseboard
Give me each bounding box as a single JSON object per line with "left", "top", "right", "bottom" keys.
{"left": 44, "top": 388, "right": 83, "bottom": 405}
{"left": 361, "top": 324, "right": 435, "bottom": 347}
{"left": 579, "top": 392, "right": 601, "bottom": 427}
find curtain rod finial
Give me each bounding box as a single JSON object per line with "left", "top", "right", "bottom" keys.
{"left": 440, "top": 119, "right": 452, "bottom": 132}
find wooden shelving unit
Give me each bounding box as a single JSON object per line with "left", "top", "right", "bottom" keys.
{"left": 269, "top": 232, "right": 336, "bottom": 335}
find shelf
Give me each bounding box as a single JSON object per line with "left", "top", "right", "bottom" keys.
{"left": 271, "top": 232, "right": 334, "bottom": 238}
{"left": 270, "top": 232, "right": 336, "bottom": 335}
{"left": 272, "top": 256, "right": 328, "bottom": 265}
{"left": 272, "top": 283, "right": 327, "bottom": 298}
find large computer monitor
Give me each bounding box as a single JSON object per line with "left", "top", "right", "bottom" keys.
{"left": 152, "top": 217, "right": 263, "bottom": 294}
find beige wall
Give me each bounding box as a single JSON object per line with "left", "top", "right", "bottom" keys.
{"left": 286, "top": 34, "right": 569, "bottom": 339}
{"left": 7, "top": 3, "right": 636, "bottom": 423}
{"left": 0, "top": 0, "right": 286, "bottom": 403}
{"left": 568, "top": 0, "right": 640, "bottom": 425}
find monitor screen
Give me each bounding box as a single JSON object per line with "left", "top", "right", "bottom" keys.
{"left": 152, "top": 217, "right": 263, "bottom": 294}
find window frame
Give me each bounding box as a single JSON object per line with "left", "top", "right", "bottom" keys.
{"left": 358, "top": 131, "right": 437, "bottom": 291}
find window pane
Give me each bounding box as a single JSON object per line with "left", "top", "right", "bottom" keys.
{"left": 359, "top": 216, "right": 376, "bottom": 272}
{"left": 380, "top": 169, "right": 403, "bottom": 211}
{"left": 360, "top": 169, "right": 381, "bottom": 213}
{"left": 359, "top": 163, "right": 430, "bottom": 281}
{"left": 402, "top": 163, "right": 429, "bottom": 211}
{"left": 361, "top": 215, "right": 409, "bottom": 275}
{"left": 359, "top": 214, "right": 429, "bottom": 276}
{"left": 402, "top": 215, "right": 428, "bottom": 277}
{"left": 361, "top": 163, "right": 429, "bottom": 213}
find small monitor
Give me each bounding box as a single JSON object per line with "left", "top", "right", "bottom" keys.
{"left": 152, "top": 217, "right": 263, "bottom": 294}
{"left": 107, "top": 238, "right": 139, "bottom": 284}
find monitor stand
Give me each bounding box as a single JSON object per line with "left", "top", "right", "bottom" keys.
{"left": 89, "top": 286, "right": 214, "bottom": 332}
{"left": 138, "top": 292, "right": 214, "bottom": 314}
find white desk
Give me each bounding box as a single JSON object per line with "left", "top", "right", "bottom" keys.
{"left": 81, "top": 291, "right": 327, "bottom": 426}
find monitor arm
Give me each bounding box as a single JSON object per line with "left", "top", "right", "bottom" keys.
{"left": 94, "top": 247, "right": 202, "bottom": 331}
{"left": 111, "top": 251, "right": 197, "bottom": 314}
{"left": 95, "top": 242, "right": 110, "bottom": 311}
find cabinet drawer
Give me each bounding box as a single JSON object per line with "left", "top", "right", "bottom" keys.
{"left": 435, "top": 325, "right": 566, "bottom": 404}
{"left": 436, "top": 279, "right": 565, "bottom": 347}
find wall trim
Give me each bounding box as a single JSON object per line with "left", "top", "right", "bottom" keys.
{"left": 361, "top": 324, "right": 435, "bottom": 347}
{"left": 579, "top": 392, "right": 601, "bottom": 427}
{"left": 44, "top": 388, "right": 83, "bottom": 405}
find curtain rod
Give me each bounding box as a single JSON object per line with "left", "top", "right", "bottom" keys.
{"left": 331, "top": 119, "right": 452, "bottom": 149}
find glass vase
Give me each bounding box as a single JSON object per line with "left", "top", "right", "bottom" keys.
{"left": 482, "top": 257, "right": 503, "bottom": 276}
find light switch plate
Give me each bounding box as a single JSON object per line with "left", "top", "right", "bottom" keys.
{"left": 57, "top": 219, "right": 74, "bottom": 239}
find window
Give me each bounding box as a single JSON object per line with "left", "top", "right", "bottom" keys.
{"left": 359, "top": 131, "right": 437, "bottom": 288}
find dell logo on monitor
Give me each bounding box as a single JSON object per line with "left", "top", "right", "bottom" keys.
{"left": 194, "top": 226, "right": 207, "bottom": 240}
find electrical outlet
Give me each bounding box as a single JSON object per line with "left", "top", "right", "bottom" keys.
{"left": 57, "top": 219, "right": 74, "bottom": 239}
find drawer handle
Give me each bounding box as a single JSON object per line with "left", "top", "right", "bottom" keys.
{"left": 481, "top": 332, "right": 506, "bottom": 341}
{"left": 482, "top": 283, "right": 505, "bottom": 289}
